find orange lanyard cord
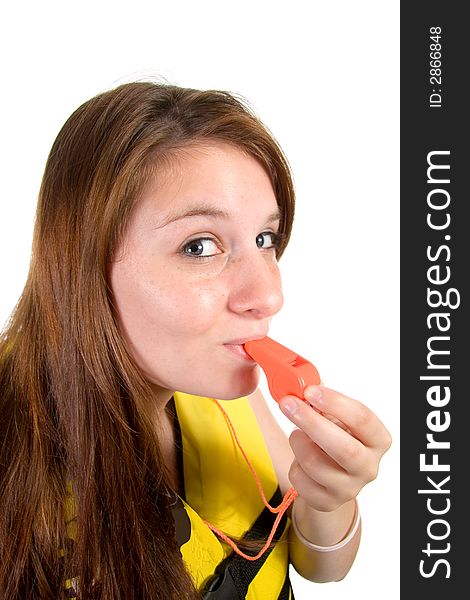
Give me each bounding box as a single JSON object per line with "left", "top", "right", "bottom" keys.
{"left": 202, "top": 398, "right": 298, "bottom": 561}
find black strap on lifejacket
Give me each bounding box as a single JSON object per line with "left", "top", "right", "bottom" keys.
{"left": 201, "top": 486, "right": 294, "bottom": 600}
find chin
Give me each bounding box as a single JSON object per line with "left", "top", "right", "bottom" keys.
{"left": 216, "top": 385, "right": 258, "bottom": 401}
{"left": 207, "top": 370, "right": 260, "bottom": 401}
{"left": 178, "top": 367, "right": 260, "bottom": 401}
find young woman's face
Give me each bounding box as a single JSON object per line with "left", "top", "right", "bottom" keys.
{"left": 110, "top": 142, "right": 284, "bottom": 401}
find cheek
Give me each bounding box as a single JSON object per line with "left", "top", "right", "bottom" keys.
{"left": 154, "top": 281, "right": 224, "bottom": 335}
{"left": 111, "top": 259, "right": 226, "bottom": 344}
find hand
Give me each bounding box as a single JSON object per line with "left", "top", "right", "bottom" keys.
{"left": 278, "top": 385, "right": 392, "bottom": 512}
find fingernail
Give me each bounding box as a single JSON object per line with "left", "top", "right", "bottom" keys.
{"left": 304, "top": 385, "right": 323, "bottom": 405}
{"left": 279, "top": 396, "right": 299, "bottom": 416}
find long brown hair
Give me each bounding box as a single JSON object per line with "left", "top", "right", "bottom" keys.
{"left": 0, "top": 81, "right": 295, "bottom": 599}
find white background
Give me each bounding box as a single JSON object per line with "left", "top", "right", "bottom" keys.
{"left": 0, "top": 1, "right": 399, "bottom": 598}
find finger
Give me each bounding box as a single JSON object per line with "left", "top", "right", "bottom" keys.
{"left": 289, "top": 429, "right": 353, "bottom": 493}
{"left": 279, "top": 394, "right": 367, "bottom": 473}
{"left": 288, "top": 460, "right": 347, "bottom": 513}
{"left": 304, "top": 385, "right": 392, "bottom": 453}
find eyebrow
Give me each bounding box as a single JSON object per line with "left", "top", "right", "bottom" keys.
{"left": 153, "top": 205, "right": 281, "bottom": 229}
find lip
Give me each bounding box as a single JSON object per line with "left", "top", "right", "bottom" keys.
{"left": 224, "top": 343, "right": 255, "bottom": 361}
{"left": 224, "top": 335, "right": 267, "bottom": 346}
{"left": 223, "top": 335, "right": 267, "bottom": 362}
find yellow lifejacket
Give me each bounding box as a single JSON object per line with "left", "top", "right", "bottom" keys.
{"left": 172, "top": 392, "right": 293, "bottom": 599}
{"left": 63, "top": 392, "right": 293, "bottom": 599}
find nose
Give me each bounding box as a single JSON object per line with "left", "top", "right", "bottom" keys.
{"left": 228, "top": 252, "right": 284, "bottom": 318}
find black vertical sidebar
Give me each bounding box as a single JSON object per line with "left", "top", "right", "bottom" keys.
{"left": 401, "top": 3, "right": 467, "bottom": 597}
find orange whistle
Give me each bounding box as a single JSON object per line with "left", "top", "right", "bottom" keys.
{"left": 244, "top": 337, "right": 320, "bottom": 403}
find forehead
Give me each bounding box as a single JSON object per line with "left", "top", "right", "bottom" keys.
{"left": 135, "top": 141, "right": 278, "bottom": 226}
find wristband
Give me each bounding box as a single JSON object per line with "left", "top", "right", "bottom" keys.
{"left": 291, "top": 500, "right": 361, "bottom": 553}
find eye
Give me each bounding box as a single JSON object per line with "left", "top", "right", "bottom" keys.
{"left": 256, "top": 231, "right": 280, "bottom": 250}
{"left": 182, "top": 237, "right": 221, "bottom": 257}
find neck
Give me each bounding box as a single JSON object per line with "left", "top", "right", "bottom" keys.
{"left": 148, "top": 383, "right": 175, "bottom": 413}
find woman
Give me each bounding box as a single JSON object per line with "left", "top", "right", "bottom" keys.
{"left": 0, "top": 81, "right": 391, "bottom": 599}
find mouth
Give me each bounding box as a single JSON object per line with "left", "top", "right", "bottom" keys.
{"left": 224, "top": 343, "right": 255, "bottom": 361}
{"left": 223, "top": 336, "right": 267, "bottom": 362}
